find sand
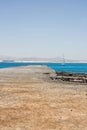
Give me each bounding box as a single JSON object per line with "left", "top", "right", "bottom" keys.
{"left": 0, "top": 66, "right": 87, "bottom": 130}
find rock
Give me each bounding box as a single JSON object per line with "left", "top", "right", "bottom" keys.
{"left": 51, "top": 71, "right": 87, "bottom": 83}
{"left": 56, "top": 71, "right": 73, "bottom": 76}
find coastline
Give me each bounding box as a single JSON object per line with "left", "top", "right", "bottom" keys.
{"left": 51, "top": 71, "right": 87, "bottom": 84}
{"left": 0, "top": 66, "right": 87, "bottom": 130}
{"left": 0, "top": 62, "right": 87, "bottom": 74}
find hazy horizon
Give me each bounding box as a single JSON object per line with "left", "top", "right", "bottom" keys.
{"left": 0, "top": 0, "right": 87, "bottom": 60}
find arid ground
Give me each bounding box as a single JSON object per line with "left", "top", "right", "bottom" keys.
{"left": 0, "top": 66, "right": 87, "bottom": 130}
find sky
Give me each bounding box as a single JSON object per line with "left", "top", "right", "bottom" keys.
{"left": 0, "top": 0, "right": 87, "bottom": 60}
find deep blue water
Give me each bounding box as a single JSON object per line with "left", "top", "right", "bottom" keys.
{"left": 0, "top": 62, "right": 87, "bottom": 74}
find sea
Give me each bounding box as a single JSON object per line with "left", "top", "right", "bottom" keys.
{"left": 0, "top": 62, "right": 87, "bottom": 74}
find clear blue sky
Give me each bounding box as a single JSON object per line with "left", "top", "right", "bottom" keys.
{"left": 0, "top": 0, "right": 87, "bottom": 60}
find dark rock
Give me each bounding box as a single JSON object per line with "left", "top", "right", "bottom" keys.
{"left": 51, "top": 71, "right": 87, "bottom": 84}
{"left": 56, "top": 71, "right": 73, "bottom": 76}
{"left": 43, "top": 72, "right": 50, "bottom": 75}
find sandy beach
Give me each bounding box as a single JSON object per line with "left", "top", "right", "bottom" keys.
{"left": 0, "top": 66, "right": 87, "bottom": 130}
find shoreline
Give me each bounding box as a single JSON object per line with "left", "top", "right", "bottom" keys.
{"left": 0, "top": 66, "right": 87, "bottom": 129}
{"left": 0, "top": 62, "right": 87, "bottom": 75}
{"left": 50, "top": 71, "right": 87, "bottom": 84}
{"left": 1, "top": 61, "right": 87, "bottom": 63}
{"left": 0, "top": 64, "right": 87, "bottom": 84}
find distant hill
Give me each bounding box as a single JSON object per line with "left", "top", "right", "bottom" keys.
{"left": 0, "top": 55, "right": 87, "bottom": 63}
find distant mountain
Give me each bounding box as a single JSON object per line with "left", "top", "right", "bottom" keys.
{"left": 0, "top": 55, "right": 87, "bottom": 63}
{"left": 0, "top": 55, "right": 16, "bottom": 62}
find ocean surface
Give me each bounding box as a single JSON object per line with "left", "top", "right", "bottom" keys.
{"left": 0, "top": 62, "right": 87, "bottom": 74}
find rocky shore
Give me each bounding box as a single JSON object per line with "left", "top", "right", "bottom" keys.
{"left": 50, "top": 71, "right": 87, "bottom": 83}
{"left": 0, "top": 66, "right": 87, "bottom": 130}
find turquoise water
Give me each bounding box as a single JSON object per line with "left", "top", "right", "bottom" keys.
{"left": 0, "top": 62, "right": 87, "bottom": 74}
